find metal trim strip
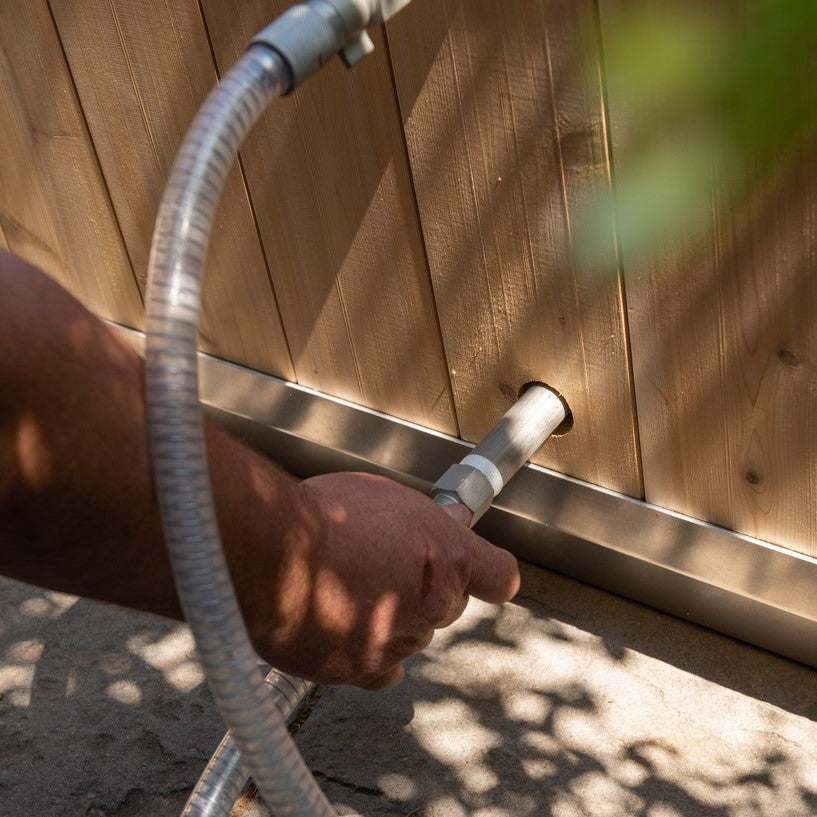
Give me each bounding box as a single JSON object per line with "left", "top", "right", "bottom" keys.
{"left": 115, "top": 324, "right": 817, "bottom": 668}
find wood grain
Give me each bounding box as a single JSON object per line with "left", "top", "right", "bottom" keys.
{"left": 48, "top": 0, "right": 294, "bottom": 378}
{"left": 198, "top": 1, "right": 457, "bottom": 433}
{"left": 599, "top": 1, "right": 817, "bottom": 554}
{"left": 0, "top": 1, "right": 143, "bottom": 327}
{"left": 386, "top": 0, "right": 641, "bottom": 494}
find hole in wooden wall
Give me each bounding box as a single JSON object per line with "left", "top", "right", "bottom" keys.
{"left": 518, "top": 381, "right": 574, "bottom": 436}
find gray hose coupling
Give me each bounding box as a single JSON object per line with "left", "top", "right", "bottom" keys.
{"left": 251, "top": 0, "right": 412, "bottom": 92}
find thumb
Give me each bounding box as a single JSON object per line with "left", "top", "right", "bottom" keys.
{"left": 439, "top": 501, "right": 473, "bottom": 527}
{"left": 432, "top": 496, "right": 520, "bottom": 603}
{"left": 464, "top": 533, "right": 521, "bottom": 604}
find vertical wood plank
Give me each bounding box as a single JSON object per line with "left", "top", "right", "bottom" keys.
{"left": 387, "top": 0, "right": 641, "bottom": 495}
{"left": 198, "top": 1, "right": 457, "bottom": 434}
{"left": 0, "top": 1, "right": 143, "bottom": 327}
{"left": 599, "top": 1, "right": 817, "bottom": 554}
{"left": 48, "top": 0, "right": 294, "bottom": 378}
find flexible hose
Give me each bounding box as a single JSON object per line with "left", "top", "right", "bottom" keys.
{"left": 185, "top": 669, "right": 314, "bottom": 817}
{"left": 144, "top": 45, "right": 335, "bottom": 817}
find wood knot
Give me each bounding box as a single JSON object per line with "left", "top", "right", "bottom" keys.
{"left": 777, "top": 348, "right": 801, "bottom": 368}
{"left": 745, "top": 470, "right": 763, "bottom": 486}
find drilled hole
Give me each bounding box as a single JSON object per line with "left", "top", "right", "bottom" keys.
{"left": 518, "top": 381, "right": 574, "bottom": 436}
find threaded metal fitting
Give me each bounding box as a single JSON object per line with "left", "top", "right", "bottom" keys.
{"left": 431, "top": 462, "right": 496, "bottom": 520}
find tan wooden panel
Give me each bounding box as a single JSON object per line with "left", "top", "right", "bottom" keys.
{"left": 198, "top": 1, "right": 457, "bottom": 434}
{"left": 0, "top": 1, "right": 143, "bottom": 327}
{"left": 48, "top": 0, "right": 294, "bottom": 378}
{"left": 386, "top": 1, "right": 641, "bottom": 495}
{"left": 600, "top": 2, "right": 817, "bottom": 554}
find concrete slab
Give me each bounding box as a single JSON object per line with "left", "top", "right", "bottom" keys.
{"left": 2, "top": 562, "right": 817, "bottom": 816}
{"left": 290, "top": 564, "right": 817, "bottom": 816}
{"left": 0, "top": 578, "right": 221, "bottom": 817}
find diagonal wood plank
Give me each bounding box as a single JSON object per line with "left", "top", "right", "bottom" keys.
{"left": 0, "top": 0, "right": 143, "bottom": 327}
{"left": 48, "top": 0, "right": 294, "bottom": 378}
{"left": 199, "top": 0, "right": 457, "bottom": 433}
{"left": 386, "top": 0, "right": 641, "bottom": 495}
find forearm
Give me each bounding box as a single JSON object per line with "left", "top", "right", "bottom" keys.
{"left": 0, "top": 249, "right": 312, "bottom": 623}
{"left": 1, "top": 249, "right": 519, "bottom": 688}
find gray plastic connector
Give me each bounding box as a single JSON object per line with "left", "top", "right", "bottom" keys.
{"left": 251, "top": 0, "right": 368, "bottom": 91}
{"left": 251, "top": 0, "right": 413, "bottom": 92}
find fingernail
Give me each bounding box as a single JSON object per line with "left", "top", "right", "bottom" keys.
{"left": 441, "top": 502, "right": 473, "bottom": 527}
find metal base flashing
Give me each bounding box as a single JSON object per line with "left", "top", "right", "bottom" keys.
{"left": 116, "top": 325, "right": 817, "bottom": 669}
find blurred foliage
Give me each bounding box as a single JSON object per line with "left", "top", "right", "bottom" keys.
{"left": 575, "top": 0, "right": 817, "bottom": 269}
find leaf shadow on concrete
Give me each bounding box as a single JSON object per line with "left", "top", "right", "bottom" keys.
{"left": 4, "top": 561, "right": 817, "bottom": 817}
{"left": 0, "top": 577, "right": 222, "bottom": 817}
{"left": 294, "top": 563, "right": 817, "bottom": 817}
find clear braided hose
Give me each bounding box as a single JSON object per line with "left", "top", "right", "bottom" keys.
{"left": 184, "top": 670, "right": 314, "bottom": 817}
{"left": 144, "top": 45, "right": 335, "bottom": 817}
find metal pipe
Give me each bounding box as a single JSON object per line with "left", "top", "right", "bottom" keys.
{"left": 470, "top": 385, "right": 567, "bottom": 484}
{"left": 432, "top": 384, "right": 568, "bottom": 524}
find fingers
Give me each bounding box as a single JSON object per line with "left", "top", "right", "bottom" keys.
{"left": 436, "top": 592, "right": 469, "bottom": 629}
{"left": 437, "top": 501, "right": 516, "bottom": 609}
{"left": 433, "top": 497, "right": 520, "bottom": 604}
{"left": 464, "top": 536, "right": 521, "bottom": 604}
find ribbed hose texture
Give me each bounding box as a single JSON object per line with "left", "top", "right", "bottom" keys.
{"left": 185, "top": 671, "right": 315, "bottom": 817}
{"left": 144, "top": 46, "right": 335, "bottom": 817}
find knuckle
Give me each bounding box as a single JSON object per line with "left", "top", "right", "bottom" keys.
{"left": 451, "top": 543, "right": 474, "bottom": 586}
{"left": 421, "top": 591, "right": 453, "bottom": 627}
{"left": 390, "top": 631, "right": 432, "bottom": 659}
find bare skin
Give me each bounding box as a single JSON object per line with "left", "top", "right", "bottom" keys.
{"left": 0, "top": 250, "right": 520, "bottom": 689}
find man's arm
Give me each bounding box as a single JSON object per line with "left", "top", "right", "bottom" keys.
{"left": 0, "top": 249, "right": 519, "bottom": 689}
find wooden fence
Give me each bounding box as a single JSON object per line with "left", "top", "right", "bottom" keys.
{"left": 2, "top": 0, "right": 815, "bottom": 557}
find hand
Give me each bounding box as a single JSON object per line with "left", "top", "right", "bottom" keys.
{"left": 247, "top": 472, "right": 520, "bottom": 689}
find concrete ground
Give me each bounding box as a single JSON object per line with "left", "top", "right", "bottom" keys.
{"left": 2, "top": 562, "right": 817, "bottom": 817}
